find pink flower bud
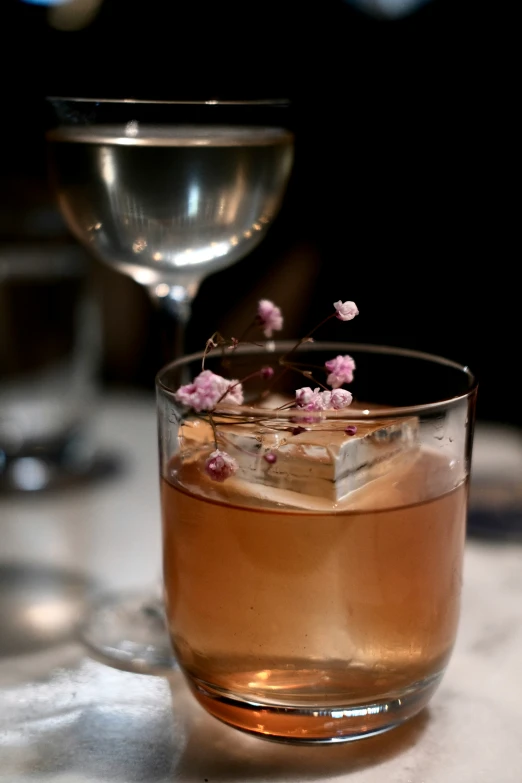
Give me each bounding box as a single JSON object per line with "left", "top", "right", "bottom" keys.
{"left": 325, "top": 354, "right": 356, "bottom": 388}
{"left": 345, "top": 425, "right": 358, "bottom": 436}
{"left": 204, "top": 450, "right": 238, "bottom": 482}
{"left": 333, "top": 300, "right": 359, "bottom": 321}
{"left": 257, "top": 299, "right": 283, "bottom": 338}
{"left": 295, "top": 387, "right": 325, "bottom": 411}
{"left": 260, "top": 366, "right": 274, "bottom": 379}
{"left": 264, "top": 452, "right": 277, "bottom": 464}
{"left": 330, "top": 389, "right": 353, "bottom": 409}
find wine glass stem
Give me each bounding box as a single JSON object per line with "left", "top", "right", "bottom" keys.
{"left": 159, "top": 297, "right": 190, "bottom": 360}
{"left": 149, "top": 283, "right": 197, "bottom": 362}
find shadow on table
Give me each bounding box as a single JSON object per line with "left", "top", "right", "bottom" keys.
{"left": 0, "top": 450, "right": 125, "bottom": 496}
{"left": 0, "top": 659, "right": 428, "bottom": 783}
{"left": 0, "top": 562, "right": 96, "bottom": 658}
{"left": 467, "top": 508, "right": 522, "bottom": 544}
{"left": 169, "top": 672, "right": 430, "bottom": 782}
{"left": 0, "top": 657, "right": 183, "bottom": 783}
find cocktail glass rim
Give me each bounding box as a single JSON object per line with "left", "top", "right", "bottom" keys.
{"left": 46, "top": 97, "right": 291, "bottom": 106}
{"left": 156, "top": 340, "right": 478, "bottom": 420}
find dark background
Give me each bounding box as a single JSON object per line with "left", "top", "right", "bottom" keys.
{"left": 0, "top": 0, "right": 512, "bottom": 423}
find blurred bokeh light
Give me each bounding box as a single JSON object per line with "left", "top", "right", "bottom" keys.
{"left": 345, "top": 0, "right": 432, "bottom": 18}
{"left": 21, "top": 0, "right": 104, "bottom": 30}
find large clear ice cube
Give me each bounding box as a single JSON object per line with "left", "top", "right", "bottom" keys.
{"left": 219, "top": 417, "right": 419, "bottom": 506}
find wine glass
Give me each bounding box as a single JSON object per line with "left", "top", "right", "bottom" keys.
{"left": 46, "top": 98, "right": 294, "bottom": 672}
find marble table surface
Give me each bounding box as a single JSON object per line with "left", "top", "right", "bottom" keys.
{"left": 1, "top": 394, "right": 521, "bottom": 783}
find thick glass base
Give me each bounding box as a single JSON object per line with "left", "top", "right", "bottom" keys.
{"left": 188, "top": 672, "right": 443, "bottom": 744}
{"left": 79, "top": 591, "right": 177, "bottom": 676}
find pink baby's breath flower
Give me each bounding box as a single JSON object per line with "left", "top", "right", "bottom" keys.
{"left": 345, "top": 425, "right": 358, "bottom": 435}
{"left": 258, "top": 299, "right": 283, "bottom": 338}
{"left": 330, "top": 389, "right": 353, "bottom": 409}
{"left": 325, "top": 354, "right": 356, "bottom": 388}
{"left": 264, "top": 452, "right": 277, "bottom": 464}
{"left": 294, "top": 387, "right": 314, "bottom": 407}
{"left": 175, "top": 370, "right": 243, "bottom": 412}
{"left": 295, "top": 387, "right": 324, "bottom": 411}
{"left": 319, "top": 390, "right": 332, "bottom": 408}
{"left": 223, "top": 381, "right": 244, "bottom": 406}
{"left": 295, "top": 386, "right": 352, "bottom": 411}
{"left": 260, "top": 366, "right": 274, "bottom": 379}
{"left": 333, "top": 300, "right": 359, "bottom": 322}
{"left": 204, "top": 450, "right": 238, "bottom": 482}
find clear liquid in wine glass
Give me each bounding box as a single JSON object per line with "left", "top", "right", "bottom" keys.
{"left": 47, "top": 124, "right": 294, "bottom": 291}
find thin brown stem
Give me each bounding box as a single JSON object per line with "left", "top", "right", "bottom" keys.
{"left": 228, "top": 318, "right": 259, "bottom": 355}
{"left": 257, "top": 310, "right": 338, "bottom": 400}
{"left": 280, "top": 312, "right": 337, "bottom": 365}
{"left": 208, "top": 413, "right": 219, "bottom": 450}
{"left": 202, "top": 331, "right": 227, "bottom": 370}
{"left": 288, "top": 368, "right": 329, "bottom": 390}
{"left": 280, "top": 361, "right": 327, "bottom": 371}
{"left": 213, "top": 368, "right": 268, "bottom": 407}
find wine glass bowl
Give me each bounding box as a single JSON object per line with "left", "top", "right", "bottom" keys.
{"left": 46, "top": 99, "right": 294, "bottom": 317}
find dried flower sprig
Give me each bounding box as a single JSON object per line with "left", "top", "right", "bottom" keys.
{"left": 174, "top": 299, "right": 359, "bottom": 481}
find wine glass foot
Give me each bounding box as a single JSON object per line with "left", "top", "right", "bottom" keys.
{"left": 78, "top": 590, "right": 177, "bottom": 676}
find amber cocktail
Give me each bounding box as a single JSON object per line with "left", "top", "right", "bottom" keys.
{"left": 157, "top": 342, "right": 476, "bottom": 742}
